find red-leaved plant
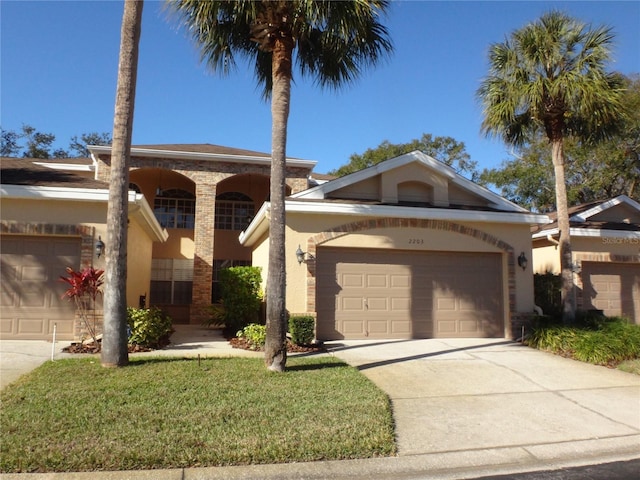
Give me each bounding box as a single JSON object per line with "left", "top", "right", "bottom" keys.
{"left": 60, "top": 267, "right": 104, "bottom": 348}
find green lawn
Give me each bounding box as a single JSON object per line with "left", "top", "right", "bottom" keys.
{"left": 0, "top": 356, "right": 396, "bottom": 473}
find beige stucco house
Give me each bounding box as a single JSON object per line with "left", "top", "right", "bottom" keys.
{"left": 241, "top": 151, "right": 549, "bottom": 340}
{"left": 1, "top": 157, "right": 167, "bottom": 340}
{"left": 1, "top": 146, "right": 550, "bottom": 341}
{"left": 532, "top": 195, "right": 640, "bottom": 323}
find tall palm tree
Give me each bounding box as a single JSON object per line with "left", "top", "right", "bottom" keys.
{"left": 169, "top": 0, "right": 392, "bottom": 371}
{"left": 102, "top": 0, "right": 144, "bottom": 367}
{"left": 477, "top": 11, "right": 625, "bottom": 323}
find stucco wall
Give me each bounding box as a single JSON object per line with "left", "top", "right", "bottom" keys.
{"left": 251, "top": 212, "right": 536, "bottom": 326}
{"left": 533, "top": 234, "right": 640, "bottom": 274}
{"left": 2, "top": 197, "right": 156, "bottom": 308}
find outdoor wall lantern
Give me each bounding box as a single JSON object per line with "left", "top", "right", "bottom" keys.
{"left": 517, "top": 251, "right": 528, "bottom": 271}
{"left": 295, "top": 245, "right": 314, "bottom": 264}
{"left": 95, "top": 236, "right": 106, "bottom": 258}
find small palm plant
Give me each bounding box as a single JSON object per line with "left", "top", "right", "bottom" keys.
{"left": 60, "top": 267, "right": 104, "bottom": 348}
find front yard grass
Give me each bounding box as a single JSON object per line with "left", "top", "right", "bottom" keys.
{"left": 526, "top": 315, "right": 640, "bottom": 371}
{"left": 0, "top": 356, "right": 395, "bottom": 473}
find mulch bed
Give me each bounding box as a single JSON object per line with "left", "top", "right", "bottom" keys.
{"left": 229, "top": 336, "right": 325, "bottom": 353}
{"left": 62, "top": 342, "right": 153, "bottom": 354}
{"left": 63, "top": 337, "right": 324, "bottom": 354}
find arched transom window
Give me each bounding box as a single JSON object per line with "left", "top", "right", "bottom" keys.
{"left": 153, "top": 189, "right": 196, "bottom": 229}
{"left": 215, "top": 192, "right": 255, "bottom": 231}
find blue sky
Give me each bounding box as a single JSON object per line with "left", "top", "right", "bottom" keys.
{"left": 2, "top": 1, "right": 639, "bottom": 174}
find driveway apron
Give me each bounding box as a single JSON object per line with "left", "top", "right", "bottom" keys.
{"left": 326, "top": 338, "right": 640, "bottom": 462}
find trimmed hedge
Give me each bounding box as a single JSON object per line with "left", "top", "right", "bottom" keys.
{"left": 289, "top": 315, "right": 315, "bottom": 346}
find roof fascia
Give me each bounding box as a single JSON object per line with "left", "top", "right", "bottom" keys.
{"left": 88, "top": 145, "right": 317, "bottom": 169}
{"left": 1, "top": 185, "right": 167, "bottom": 243}
{"left": 33, "top": 162, "right": 94, "bottom": 172}
{"left": 1, "top": 184, "right": 111, "bottom": 201}
{"left": 570, "top": 195, "right": 640, "bottom": 222}
{"left": 533, "top": 226, "right": 640, "bottom": 240}
{"left": 284, "top": 200, "right": 548, "bottom": 225}
{"left": 129, "top": 193, "right": 169, "bottom": 242}
{"left": 238, "top": 202, "right": 270, "bottom": 247}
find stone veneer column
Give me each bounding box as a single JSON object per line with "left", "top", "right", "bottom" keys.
{"left": 191, "top": 182, "right": 216, "bottom": 324}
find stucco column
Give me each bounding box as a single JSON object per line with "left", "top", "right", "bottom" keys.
{"left": 191, "top": 182, "right": 216, "bottom": 324}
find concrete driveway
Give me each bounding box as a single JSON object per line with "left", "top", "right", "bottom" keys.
{"left": 326, "top": 338, "right": 640, "bottom": 471}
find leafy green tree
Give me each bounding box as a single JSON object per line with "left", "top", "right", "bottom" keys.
{"left": 477, "top": 11, "right": 626, "bottom": 322}
{"left": 69, "top": 132, "right": 113, "bottom": 157}
{"left": 329, "top": 134, "right": 478, "bottom": 180}
{"left": 1, "top": 128, "right": 21, "bottom": 157}
{"left": 169, "top": 0, "right": 392, "bottom": 371}
{"left": 21, "top": 124, "right": 59, "bottom": 158}
{"left": 101, "top": 0, "right": 143, "bottom": 368}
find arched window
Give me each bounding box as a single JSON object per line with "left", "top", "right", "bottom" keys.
{"left": 215, "top": 192, "right": 254, "bottom": 231}
{"left": 153, "top": 189, "right": 196, "bottom": 229}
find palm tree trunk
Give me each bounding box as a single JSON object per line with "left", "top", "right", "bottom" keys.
{"left": 264, "top": 35, "right": 294, "bottom": 372}
{"left": 551, "top": 138, "right": 576, "bottom": 323}
{"left": 102, "top": 0, "right": 143, "bottom": 367}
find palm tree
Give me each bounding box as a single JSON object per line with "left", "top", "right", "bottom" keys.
{"left": 168, "top": 0, "right": 392, "bottom": 371}
{"left": 101, "top": 0, "right": 144, "bottom": 367}
{"left": 477, "top": 10, "right": 625, "bottom": 323}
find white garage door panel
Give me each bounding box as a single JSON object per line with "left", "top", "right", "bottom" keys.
{"left": 316, "top": 248, "right": 503, "bottom": 340}
{"left": 1, "top": 236, "right": 80, "bottom": 340}
{"left": 583, "top": 262, "right": 639, "bottom": 324}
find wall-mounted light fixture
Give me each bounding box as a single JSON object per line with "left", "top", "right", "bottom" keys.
{"left": 517, "top": 251, "right": 528, "bottom": 271}
{"left": 95, "top": 236, "right": 105, "bottom": 258}
{"left": 295, "top": 245, "right": 314, "bottom": 264}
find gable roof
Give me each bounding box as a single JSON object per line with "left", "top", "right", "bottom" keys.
{"left": 532, "top": 195, "right": 640, "bottom": 239}
{"left": 240, "top": 151, "right": 550, "bottom": 246}
{"left": 293, "top": 150, "right": 528, "bottom": 213}
{"left": 87, "top": 143, "right": 317, "bottom": 169}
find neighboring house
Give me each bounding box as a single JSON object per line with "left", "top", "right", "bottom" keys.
{"left": 242, "top": 151, "right": 549, "bottom": 340}
{"left": 1, "top": 146, "right": 550, "bottom": 341}
{"left": 0, "top": 157, "right": 167, "bottom": 340}
{"left": 531, "top": 195, "right": 640, "bottom": 323}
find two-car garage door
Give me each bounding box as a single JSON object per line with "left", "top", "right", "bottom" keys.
{"left": 316, "top": 248, "right": 504, "bottom": 340}
{"left": 1, "top": 236, "right": 80, "bottom": 340}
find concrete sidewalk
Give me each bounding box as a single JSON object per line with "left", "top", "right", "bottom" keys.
{"left": 1, "top": 330, "right": 639, "bottom": 479}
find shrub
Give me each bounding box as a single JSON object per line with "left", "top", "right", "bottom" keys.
{"left": 237, "top": 323, "right": 266, "bottom": 350}
{"left": 127, "top": 307, "right": 173, "bottom": 348}
{"left": 59, "top": 266, "right": 104, "bottom": 346}
{"left": 211, "top": 266, "right": 263, "bottom": 333}
{"left": 526, "top": 315, "right": 640, "bottom": 366}
{"left": 289, "top": 315, "right": 315, "bottom": 345}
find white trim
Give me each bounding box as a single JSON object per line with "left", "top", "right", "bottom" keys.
{"left": 1, "top": 184, "right": 167, "bottom": 243}
{"left": 533, "top": 227, "right": 640, "bottom": 240}
{"left": 292, "top": 150, "right": 528, "bottom": 213}
{"left": 1, "top": 184, "right": 111, "bottom": 201}
{"left": 240, "top": 200, "right": 549, "bottom": 246}
{"left": 88, "top": 144, "right": 317, "bottom": 169}
{"left": 570, "top": 195, "right": 640, "bottom": 222}
{"left": 33, "top": 162, "right": 94, "bottom": 172}
{"left": 284, "top": 200, "right": 547, "bottom": 224}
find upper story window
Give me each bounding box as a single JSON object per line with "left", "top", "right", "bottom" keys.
{"left": 215, "top": 192, "right": 254, "bottom": 231}
{"left": 154, "top": 189, "right": 195, "bottom": 229}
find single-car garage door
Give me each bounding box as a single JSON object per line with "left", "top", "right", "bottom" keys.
{"left": 1, "top": 235, "right": 81, "bottom": 340}
{"left": 582, "top": 262, "right": 639, "bottom": 324}
{"left": 316, "top": 247, "right": 503, "bottom": 340}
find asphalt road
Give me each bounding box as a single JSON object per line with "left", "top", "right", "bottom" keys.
{"left": 472, "top": 458, "right": 640, "bottom": 480}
